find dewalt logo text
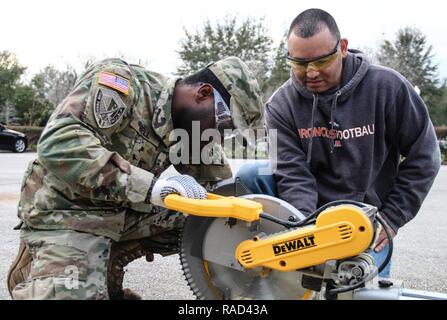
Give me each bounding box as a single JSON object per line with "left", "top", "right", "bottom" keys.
{"left": 272, "top": 235, "right": 316, "bottom": 256}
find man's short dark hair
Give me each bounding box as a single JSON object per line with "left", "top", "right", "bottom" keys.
{"left": 181, "top": 67, "right": 231, "bottom": 107}
{"left": 288, "top": 8, "right": 340, "bottom": 40}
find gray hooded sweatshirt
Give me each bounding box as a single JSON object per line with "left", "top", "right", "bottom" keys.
{"left": 266, "top": 50, "right": 441, "bottom": 233}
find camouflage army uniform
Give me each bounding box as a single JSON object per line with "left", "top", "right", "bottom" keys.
{"left": 11, "top": 57, "right": 253, "bottom": 299}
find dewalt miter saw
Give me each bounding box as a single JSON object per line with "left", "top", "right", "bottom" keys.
{"left": 166, "top": 179, "right": 447, "bottom": 300}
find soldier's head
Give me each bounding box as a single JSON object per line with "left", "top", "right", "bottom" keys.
{"left": 172, "top": 56, "right": 264, "bottom": 144}
{"left": 287, "top": 8, "right": 348, "bottom": 93}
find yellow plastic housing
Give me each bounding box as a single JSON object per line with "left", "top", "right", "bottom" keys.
{"left": 163, "top": 193, "right": 263, "bottom": 222}
{"left": 235, "top": 205, "right": 374, "bottom": 271}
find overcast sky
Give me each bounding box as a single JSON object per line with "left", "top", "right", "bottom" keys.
{"left": 2, "top": 0, "right": 447, "bottom": 81}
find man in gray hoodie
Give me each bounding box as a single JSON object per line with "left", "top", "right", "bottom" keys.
{"left": 237, "top": 8, "right": 441, "bottom": 278}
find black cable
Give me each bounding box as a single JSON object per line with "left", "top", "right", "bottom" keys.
{"left": 375, "top": 215, "right": 394, "bottom": 274}
{"left": 260, "top": 199, "right": 367, "bottom": 228}
{"left": 259, "top": 212, "right": 296, "bottom": 227}
{"left": 326, "top": 215, "right": 394, "bottom": 296}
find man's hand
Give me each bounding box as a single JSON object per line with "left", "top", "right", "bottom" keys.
{"left": 374, "top": 217, "right": 397, "bottom": 252}
{"left": 150, "top": 175, "right": 207, "bottom": 207}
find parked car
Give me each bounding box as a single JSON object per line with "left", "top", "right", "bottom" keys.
{"left": 0, "top": 123, "right": 28, "bottom": 153}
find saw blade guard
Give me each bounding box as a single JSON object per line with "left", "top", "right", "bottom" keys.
{"left": 235, "top": 204, "right": 374, "bottom": 271}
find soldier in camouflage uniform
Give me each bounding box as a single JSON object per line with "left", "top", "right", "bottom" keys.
{"left": 7, "top": 56, "right": 264, "bottom": 299}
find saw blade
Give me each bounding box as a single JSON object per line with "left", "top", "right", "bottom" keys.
{"left": 179, "top": 194, "right": 313, "bottom": 300}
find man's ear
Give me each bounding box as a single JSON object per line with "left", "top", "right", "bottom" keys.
{"left": 340, "top": 38, "right": 349, "bottom": 58}
{"left": 196, "top": 83, "right": 213, "bottom": 102}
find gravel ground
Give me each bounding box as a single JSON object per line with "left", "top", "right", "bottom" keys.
{"left": 0, "top": 152, "right": 446, "bottom": 299}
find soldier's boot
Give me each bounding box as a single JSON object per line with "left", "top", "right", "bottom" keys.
{"left": 107, "top": 232, "right": 180, "bottom": 300}
{"left": 107, "top": 240, "right": 154, "bottom": 300}
{"left": 7, "top": 239, "right": 33, "bottom": 298}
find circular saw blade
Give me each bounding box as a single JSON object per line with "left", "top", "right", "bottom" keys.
{"left": 179, "top": 194, "right": 312, "bottom": 300}
{"left": 206, "top": 261, "right": 306, "bottom": 299}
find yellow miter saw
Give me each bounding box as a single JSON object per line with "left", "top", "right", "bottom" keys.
{"left": 165, "top": 179, "right": 447, "bottom": 300}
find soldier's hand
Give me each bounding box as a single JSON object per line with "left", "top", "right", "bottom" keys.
{"left": 150, "top": 175, "right": 207, "bottom": 207}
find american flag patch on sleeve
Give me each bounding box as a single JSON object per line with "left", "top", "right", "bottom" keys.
{"left": 98, "top": 72, "right": 130, "bottom": 95}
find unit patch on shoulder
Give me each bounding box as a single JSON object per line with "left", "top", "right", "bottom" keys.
{"left": 98, "top": 71, "right": 130, "bottom": 95}
{"left": 94, "top": 87, "right": 127, "bottom": 128}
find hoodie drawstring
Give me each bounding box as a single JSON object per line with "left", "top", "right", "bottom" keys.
{"left": 307, "top": 91, "right": 342, "bottom": 164}
{"left": 306, "top": 94, "right": 319, "bottom": 164}
{"left": 330, "top": 91, "right": 342, "bottom": 153}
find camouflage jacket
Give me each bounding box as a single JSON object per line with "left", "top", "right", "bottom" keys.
{"left": 18, "top": 58, "right": 232, "bottom": 241}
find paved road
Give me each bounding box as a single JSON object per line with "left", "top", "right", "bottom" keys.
{"left": 0, "top": 152, "right": 446, "bottom": 299}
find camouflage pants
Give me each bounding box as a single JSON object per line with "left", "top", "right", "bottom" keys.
{"left": 12, "top": 209, "right": 185, "bottom": 300}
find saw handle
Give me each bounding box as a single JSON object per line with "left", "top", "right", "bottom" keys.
{"left": 163, "top": 193, "right": 262, "bottom": 222}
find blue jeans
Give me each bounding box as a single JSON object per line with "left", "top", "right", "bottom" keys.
{"left": 236, "top": 161, "right": 391, "bottom": 278}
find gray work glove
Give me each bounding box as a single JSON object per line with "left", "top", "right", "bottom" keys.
{"left": 150, "top": 175, "right": 207, "bottom": 207}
